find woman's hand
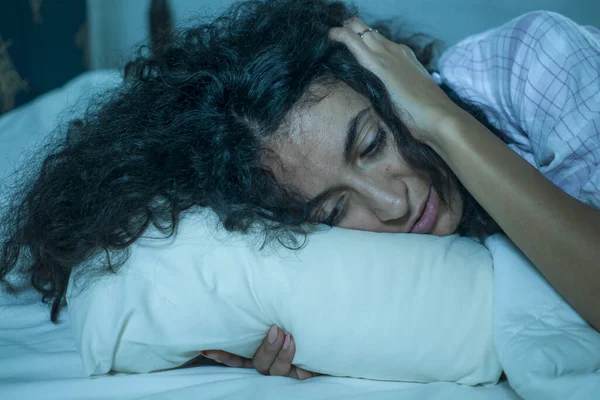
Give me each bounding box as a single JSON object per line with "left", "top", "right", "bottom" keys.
{"left": 328, "top": 18, "right": 466, "bottom": 146}
{"left": 330, "top": 19, "right": 600, "bottom": 333}
{"left": 201, "top": 325, "right": 320, "bottom": 380}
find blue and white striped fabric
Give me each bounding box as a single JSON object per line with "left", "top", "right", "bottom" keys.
{"left": 440, "top": 11, "right": 600, "bottom": 209}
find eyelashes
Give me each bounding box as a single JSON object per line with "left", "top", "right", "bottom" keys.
{"left": 322, "top": 195, "right": 346, "bottom": 226}
{"left": 323, "top": 127, "right": 388, "bottom": 226}
{"left": 360, "top": 128, "right": 387, "bottom": 159}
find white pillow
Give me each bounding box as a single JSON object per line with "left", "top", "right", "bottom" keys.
{"left": 486, "top": 234, "right": 600, "bottom": 399}
{"left": 67, "top": 207, "right": 502, "bottom": 385}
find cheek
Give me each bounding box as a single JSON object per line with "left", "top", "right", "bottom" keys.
{"left": 337, "top": 208, "right": 377, "bottom": 231}
{"left": 433, "top": 187, "right": 463, "bottom": 236}
{"left": 447, "top": 182, "right": 464, "bottom": 226}
{"left": 380, "top": 142, "right": 430, "bottom": 184}
{"left": 338, "top": 208, "right": 406, "bottom": 233}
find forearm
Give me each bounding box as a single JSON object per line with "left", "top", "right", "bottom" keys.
{"left": 429, "top": 111, "right": 600, "bottom": 331}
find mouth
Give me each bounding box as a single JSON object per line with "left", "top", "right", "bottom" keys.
{"left": 409, "top": 186, "right": 439, "bottom": 234}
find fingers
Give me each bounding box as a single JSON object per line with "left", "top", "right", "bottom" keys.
{"left": 267, "top": 332, "right": 295, "bottom": 376}
{"left": 342, "top": 17, "right": 366, "bottom": 30}
{"left": 201, "top": 350, "right": 254, "bottom": 368}
{"left": 342, "top": 17, "right": 383, "bottom": 44}
{"left": 328, "top": 18, "right": 385, "bottom": 67}
{"left": 291, "top": 366, "right": 321, "bottom": 380}
{"left": 328, "top": 19, "right": 370, "bottom": 46}
{"left": 263, "top": 335, "right": 320, "bottom": 380}
{"left": 328, "top": 27, "right": 373, "bottom": 67}
{"left": 337, "top": 18, "right": 415, "bottom": 60}
{"left": 252, "top": 325, "right": 287, "bottom": 375}
{"left": 342, "top": 17, "right": 374, "bottom": 37}
{"left": 201, "top": 328, "right": 321, "bottom": 381}
{"left": 280, "top": 337, "right": 319, "bottom": 380}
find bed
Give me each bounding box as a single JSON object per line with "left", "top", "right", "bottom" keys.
{"left": 0, "top": 64, "right": 523, "bottom": 400}
{"left": 0, "top": 278, "right": 518, "bottom": 400}
{"left": 3, "top": 1, "right": 600, "bottom": 397}
{"left": 4, "top": 60, "right": 600, "bottom": 400}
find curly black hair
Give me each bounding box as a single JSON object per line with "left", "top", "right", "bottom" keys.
{"left": 0, "top": 0, "right": 503, "bottom": 322}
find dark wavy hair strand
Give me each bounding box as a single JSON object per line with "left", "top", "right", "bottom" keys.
{"left": 0, "top": 0, "right": 502, "bottom": 322}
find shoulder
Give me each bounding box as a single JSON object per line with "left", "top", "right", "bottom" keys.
{"left": 440, "top": 12, "right": 600, "bottom": 205}
{"left": 438, "top": 11, "right": 598, "bottom": 84}
{"left": 440, "top": 11, "right": 592, "bottom": 66}
{"left": 438, "top": 11, "right": 600, "bottom": 129}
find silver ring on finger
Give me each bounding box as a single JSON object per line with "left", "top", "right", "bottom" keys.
{"left": 357, "top": 28, "right": 379, "bottom": 39}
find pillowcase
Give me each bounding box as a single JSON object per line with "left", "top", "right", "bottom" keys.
{"left": 67, "top": 207, "right": 502, "bottom": 385}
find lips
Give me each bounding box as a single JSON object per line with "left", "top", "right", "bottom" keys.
{"left": 409, "top": 186, "right": 439, "bottom": 234}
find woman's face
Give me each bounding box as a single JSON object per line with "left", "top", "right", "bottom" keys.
{"left": 265, "top": 83, "right": 463, "bottom": 235}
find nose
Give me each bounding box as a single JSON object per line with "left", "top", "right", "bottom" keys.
{"left": 361, "top": 180, "right": 409, "bottom": 222}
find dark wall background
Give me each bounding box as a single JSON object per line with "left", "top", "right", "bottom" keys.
{"left": 0, "top": 0, "right": 88, "bottom": 115}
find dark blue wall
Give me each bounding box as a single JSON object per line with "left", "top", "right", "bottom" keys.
{"left": 0, "top": 0, "right": 88, "bottom": 115}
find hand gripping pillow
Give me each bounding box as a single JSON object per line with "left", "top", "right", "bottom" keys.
{"left": 67, "top": 208, "right": 502, "bottom": 385}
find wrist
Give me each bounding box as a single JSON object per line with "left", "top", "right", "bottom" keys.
{"left": 424, "top": 108, "right": 475, "bottom": 155}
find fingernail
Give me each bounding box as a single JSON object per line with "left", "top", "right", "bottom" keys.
{"left": 268, "top": 325, "right": 278, "bottom": 344}
{"left": 282, "top": 333, "right": 291, "bottom": 351}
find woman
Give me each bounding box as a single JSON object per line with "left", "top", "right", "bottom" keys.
{"left": 1, "top": 0, "right": 598, "bottom": 381}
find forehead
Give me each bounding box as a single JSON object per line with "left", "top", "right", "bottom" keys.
{"left": 266, "top": 83, "right": 369, "bottom": 196}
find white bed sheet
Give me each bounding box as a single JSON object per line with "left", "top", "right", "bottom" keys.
{"left": 0, "top": 70, "right": 521, "bottom": 400}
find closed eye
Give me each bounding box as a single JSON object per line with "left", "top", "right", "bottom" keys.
{"left": 323, "top": 128, "right": 387, "bottom": 225}
{"left": 323, "top": 195, "right": 348, "bottom": 226}
{"left": 360, "top": 128, "right": 386, "bottom": 158}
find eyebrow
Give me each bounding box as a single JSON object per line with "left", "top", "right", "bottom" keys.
{"left": 343, "top": 107, "right": 370, "bottom": 164}
{"left": 307, "top": 107, "right": 371, "bottom": 219}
